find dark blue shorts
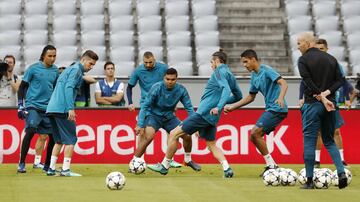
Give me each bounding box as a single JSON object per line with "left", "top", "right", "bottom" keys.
{"left": 181, "top": 113, "right": 216, "bottom": 141}
{"left": 145, "top": 115, "right": 181, "bottom": 133}
{"left": 25, "top": 109, "right": 52, "bottom": 134}
{"left": 256, "top": 111, "right": 287, "bottom": 135}
{"left": 48, "top": 113, "right": 77, "bottom": 145}
{"left": 334, "top": 108, "right": 344, "bottom": 129}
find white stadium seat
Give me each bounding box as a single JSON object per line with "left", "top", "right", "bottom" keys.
{"left": 56, "top": 46, "right": 78, "bottom": 62}
{"left": 193, "top": 16, "right": 218, "bottom": 32}
{"left": 192, "top": 0, "right": 216, "bottom": 16}
{"left": 53, "top": 0, "right": 77, "bottom": 15}
{"left": 167, "top": 31, "right": 191, "bottom": 47}
{"left": 110, "top": 46, "right": 135, "bottom": 62}
{"left": 23, "top": 30, "right": 48, "bottom": 46}
{"left": 110, "top": 16, "right": 134, "bottom": 31}
{"left": 315, "top": 16, "right": 339, "bottom": 35}
{"left": 165, "top": 16, "right": 190, "bottom": 32}
{"left": 81, "top": 15, "right": 105, "bottom": 31}
{"left": 341, "top": 1, "right": 360, "bottom": 18}
{"left": 82, "top": 46, "right": 106, "bottom": 61}
{"left": 285, "top": 1, "right": 309, "bottom": 17}
{"left": 81, "top": 31, "right": 105, "bottom": 46}
{"left": 328, "top": 46, "right": 345, "bottom": 61}
{"left": 24, "top": 15, "right": 48, "bottom": 31}
{"left": 168, "top": 61, "right": 193, "bottom": 76}
{"left": 25, "top": 0, "right": 48, "bottom": 15}
{"left": 110, "top": 31, "right": 134, "bottom": 47}
{"left": 312, "top": 1, "right": 336, "bottom": 17}
{"left": 343, "top": 16, "right": 360, "bottom": 35}
{"left": 137, "top": 15, "right": 162, "bottom": 32}
{"left": 136, "top": 0, "right": 160, "bottom": 17}
{"left": 287, "top": 16, "right": 312, "bottom": 34}
{"left": 195, "top": 31, "right": 219, "bottom": 47}
{"left": 80, "top": 0, "right": 104, "bottom": 15}
{"left": 138, "top": 46, "right": 163, "bottom": 62}
{"left": 108, "top": 0, "right": 132, "bottom": 16}
{"left": 347, "top": 32, "right": 360, "bottom": 50}
{"left": 196, "top": 46, "right": 219, "bottom": 64}
{"left": 167, "top": 46, "right": 192, "bottom": 63}
{"left": 0, "top": 1, "right": 21, "bottom": 15}
{"left": 319, "top": 31, "right": 343, "bottom": 46}
{"left": 53, "top": 15, "right": 77, "bottom": 31}
{"left": 115, "top": 61, "right": 136, "bottom": 76}
{"left": 0, "top": 31, "right": 21, "bottom": 46}
{"left": 138, "top": 31, "right": 163, "bottom": 47}
{"left": 53, "top": 31, "right": 78, "bottom": 46}
{"left": 165, "top": 0, "right": 189, "bottom": 16}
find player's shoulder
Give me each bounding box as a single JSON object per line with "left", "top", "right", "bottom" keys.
{"left": 156, "top": 61, "right": 168, "bottom": 69}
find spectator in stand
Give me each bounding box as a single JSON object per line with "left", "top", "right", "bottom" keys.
{"left": 0, "top": 55, "right": 21, "bottom": 106}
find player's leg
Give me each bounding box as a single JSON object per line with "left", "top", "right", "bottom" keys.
{"left": 134, "top": 126, "right": 156, "bottom": 158}
{"left": 314, "top": 132, "right": 322, "bottom": 168}
{"left": 18, "top": 110, "right": 41, "bottom": 173}
{"left": 180, "top": 134, "right": 201, "bottom": 171}
{"left": 36, "top": 113, "right": 55, "bottom": 171}
{"left": 334, "top": 109, "right": 347, "bottom": 166}
{"left": 206, "top": 138, "right": 233, "bottom": 178}
{"left": 47, "top": 115, "right": 63, "bottom": 176}
{"left": 33, "top": 134, "right": 47, "bottom": 168}
{"left": 43, "top": 134, "right": 55, "bottom": 172}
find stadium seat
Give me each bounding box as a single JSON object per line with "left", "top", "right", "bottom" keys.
{"left": 24, "top": 45, "right": 46, "bottom": 65}
{"left": 138, "top": 31, "right": 163, "bottom": 47}
{"left": 198, "top": 63, "right": 213, "bottom": 76}
{"left": 80, "top": 0, "right": 104, "bottom": 15}
{"left": 196, "top": 46, "right": 219, "bottom": 64}
{"left": 349, "top": 49, "right": 360, "bottom": 66}
{"left": 353, "top": 64, "right": 360, "bottom": 76}
{"left": 110, "top": 46, "right": 135, "bottom": 62}
{"left": 166, "top": 31, "right": 191, "bottom": 47}
{"left": 82, "top": 46, "right": 106, "bottom": 61}
{"left": 53, "top": 31, "right": 78, "bottom": 46}
{"left": 55, "top": 60, "right": 76, "bottom": 69}
{"left": 0, "top": 15, "right": 21, "bottom": 31}
{"left": 347, "top": 32, "right": 360, "bottom": 50}
{"left": 115, "top": 61, "right": 136, "bottom": 76}
{"left": 138, "top": 46, "right": 163, "bottom": 62}
{"left": 192, "top": 0, "right": 216, "bottom": 16}
{"left": 319, "top": 31, "right": 343, "bottom": 46}
{"left": 81, "top": 31, "right": 105, "bottom": 46}
{"left": 195, "top": 31, "right": 219, "bottom": 47}
{"left": 0, "top": 1, "right": 21, "bottom": 15}
{"left": 25, "top": 0, "right": 48, "bottom": 15}
{"left": 285, "top": 1, "right": 309, "bottom": 17}
{"left": 165, "top": 0, "right": 189, "bottom": 16}
{"left": 81, "top": 15, "right": 105, "bottom": 31}
{"left": 168, "top": 61, "right": 193, "bottom": 76}
{"left": 53, "top": 0, "right": 77, "bottom": 15}
{"left": 287, "top": 16, "right": 312, "bottom": 34}
{"left": 291, "top": 50, "right": 301, "bottom": 66}
{"left": 343, "top": 16, "right": 360, "bottom": 35}
{"left": 56, "top": 46, "right": 78, "bottom": 62}
{"left": 341, "top": 1, "right": 360, "bottom": 18}
{"left": 23, "top": 30, "right": 48, "bottom": 46}
{"left": 193, "top": 16, "right": 218, "bottom": 32}
{"left": 109, "top": 16, "right": 134, "bottom": 31}
{"left": 289, "top": 33, "right": 302, "bottom": 49}
{"left": 110, "top": 31, "right": 134, "bottom": 47}
{"left": 137, "top": 15, "right": 162, "bottom": 32}
{"left": 312, "top": 1, "right": 336, "bottom": 17}
{"left": 0, "top": 31, "right": 21, "bottom": 46}
{"left": 53, "top": 15, "right": 77, "bottom": 31}
{"left": 24, "top": 15, "right": 48, "bottom": 31}
{"left": 328, "top": 46, "right": 345, "bottom": 61}
{"left": 167, "top": 46, "right": 192, "bottom": 63}
{"left": 0, "top": 45, "right": 21, "bottom": 61}
{"left": 136, "top": 0, "right": 160, "bottom": 17}
{"left": 315, "top": 16, "right": 339, "bottom": 35}
{"left": 88, "top": 60, "right": 106, "bottom": 76}
{"left": 108, "top": 0, "right": 132, "bottom": 16}
{"left": 165, "top": 16, "right": 190, "bottom": 32}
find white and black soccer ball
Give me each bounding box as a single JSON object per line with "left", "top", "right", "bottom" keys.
{"left": 263, "top": 169, "right": 280, "bottom": 186}
{"left": 313, "top": 170, "right": 332, "bottom": 189}
{"left": 321, "top": 168, "right": 333, "bottom": 176}
{"left": 298, "top": 168, "right": 317, "bottom": 185}
{"left": 280, "top": 168, "right": 298, "bottom": 186}
{"left": 332, "top": 168, "right": 352, "bottom": 186}
{"left": 129, "top": 157, "right": 147, "bottom": 174}
{"left": 106, "top": 171, "right": 126, "bottom": 190}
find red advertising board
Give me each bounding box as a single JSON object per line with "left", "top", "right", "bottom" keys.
{"left": 1, "top": 108, "right": 359, "bottom": 164}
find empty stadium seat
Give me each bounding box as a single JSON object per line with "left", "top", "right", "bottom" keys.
{"left": 108, "top": 0, "right": 132, "bottom": 16}
{"left": 192, "top": 0, "right": 216, "bottom": 16}
{"left": 53, "top": 31, "right": 78, "bottom": 46}
{"left": 81, "top": 15, "right": 105, "bottom": 31}
{"left": 110, "top": 46, "right": 135, "bottom": 62}
{"left": 88, "top": 60, "right": 106, "bottom": 76}
{"left": 195, "top": 31, "right": 219, "bottom": 47}
{"left": 168, "top": 61, "right": 193, "bottom": 76}
{"left": 137, "top": 15, "right": 162, "bottom": 32}
{"left": 115, "top": 61, "right": 136, "bottom": 76}
{"left": 165, "top": 0, "right": 189, "bottom": 16}
{"left": 110, "top": 16, "right": 134, "bottom": 31}
{"left": 138, "top": 31, "right": 163, "bottom": 47}
{"left": 166, "top": 31, "right": 191, "bottom": 47}
{"left": 347, "top": 32, "right": 360, "bottom": 50}
{"left": 291, "top": 49, "right": 301, "bottom": 66}
{"left": 80, "top": 0, "right": 104, "bottom": 15}
{"left": 198, "top": 63, "right": 213, "bottom": 76}
{"left": 319, "top": 31, "right": 343, "bottom": 46}
{"left": 165, "top": 16, "right": 190, "bottom": 32}
{"left": 53, "top": 15, "right": 77, "bottom": 31}
{"left": 136, "top": 0, "right": 160, "bottom": 17}
{"left": 0, "top": 1, "right": 21, "bottom": 15}
{"left": 82, "top": 46, "right": 106, "bottom": 61}
{"left": 56, "top": 46, "right": 78, "bottom": 62}
{"left": 23, "top": 30, "right": 48, "bottom": 46}
{"left": 167, "top": 46, "right": 192, "bottom": 63}
{"left": 24, "top": 45, "right": 46, "bottom": 65}
{"left": 0, "top": 31, "right": 21, "bottom": 46}
{"left": 0, "top": 46, "right": 21, "bottom": 61}
{"left": 25, "top": 0, "right": 48, "bottom": 15}
{"left": 349, "top": 49, "right": 360, "bottom": 66}
{"left": 196, "top": 46, "right": 219, "bottom": 64}
{"left": 315, "top": 16, "right": 339, "bottom": 35}
{"left": 287, "top": 16, "right": 312, "bottom": 34}
{"left": 138, "top": 46, "right": 163, "bottom": 62}
{"left": 352, "top": 64, "right": 360, "bottom": 76}
{"left": 343, "top": 16, "right": 360, "bottom": 35}
{"left": 110, "top": 31, "right": 134, "bottom": 47}
{"left": 24, "top": 15, "right": 48, "bottom": 31}
{"left": 285, "top": 1, "right": 309, "bottom": 17}
{"left": 53, "top": 0, "right": 77, "bottom": 15}
{"left": 289, "top": 33, "right": 301, "bottom": 49}
{"left": 81, "top": 31, "right": 105, "bottom": 46}
{"left": 193, "top": 16, "right": 218, "bottom": 32}
{"left": 312, "top": 1, "right": 336, "bottom": 17}
{"left": 328, "top": 46, "right": 345, "bottom": 61}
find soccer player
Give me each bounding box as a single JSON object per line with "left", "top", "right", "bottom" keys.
{"left": 297, "top": 32, "right": 347, "bottom": 189}
{"left": 134, "top": 68, "right": 201, "bottom": 172}
{"left": 148, "top": 50, "right": 243, "bottom": 177}
{"left": 126, "top": 51, "right": 182, "bottom": 168}
{"left": 95, "top": 61, "right": 125, "bottom": 106}
{"left": 224, "top": 49, "right": 288, "bottom": 176}
{"left": 299, "top": 38, "right": 353, "bottom": 168}
{"left": 17, "top": 45, "right": 58, "bottom": 173}
{"left": 46, "top": 50, "right": 98, "bottom": 177}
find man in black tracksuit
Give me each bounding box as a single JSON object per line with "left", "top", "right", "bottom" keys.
{"left": 297, "top": 32, "right": 347, "bottom": 189}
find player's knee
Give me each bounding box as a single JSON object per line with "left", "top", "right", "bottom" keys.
{"left": 25, "top": 127, "right": 36, "bottom": 135}
{"left": 38, "top": 134, "right": 48, "bottom": 141}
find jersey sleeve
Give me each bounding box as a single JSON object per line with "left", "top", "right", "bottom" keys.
{"left": 117, "top": 82, "right": 124, "bottom": 93}
{"left": 249, "top": 76, "right": 258, "bottom": 94}
{"left": 215, "top": 69, "right": 231, "bottom": 111}
{"left": 64, "top": 69, "right": 81, "bottom": 111}
{"left": 266, "top": 67, "right": 281, "bottom": 82}
{"left": 95, "top": 81, "right": 101, "bottom": 93}
{"left": 180, "top": 86, "right": 195, "bottom": 116}
{"left": 22, "top": 66, "right": 33, "bottom": 83}
{"left": 128, "top": 69, "right": 139, "bottom": 86}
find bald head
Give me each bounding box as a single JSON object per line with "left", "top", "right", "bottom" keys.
{"left": 297, "top": 32, "right": 316, "bottom": 55}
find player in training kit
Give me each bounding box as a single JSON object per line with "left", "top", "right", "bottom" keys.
{"left": 134, "top": 68, "right": 201, "bottom": 172}
{"left": 297, "top": 32, "right": 347, "bottom": 189}
{"left": 46, "top": 50, "right": 98, "bottom": 177}
{"left": 299, "top": 38, "right": 353, "bottom": 168}
{"left": 126, "top": 51, "right": 182, "bottom": 168}
{"left": 17, "top": 45, "right": 58, "bottom": 173}
{"left": 224, "top": 49, "right": 288, "bottom": 176}
{"left": 148, "top": 50, "right": 243, "bottom": 177}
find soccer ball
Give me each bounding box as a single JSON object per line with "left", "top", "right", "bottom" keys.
{"left": 313, "top": 170, "right": 332, "bottom": 189}
{"left": 298, "top": 168, "right": 318, "bottom": 185}
{"left": 129, "top": 157, "right": 147, "bottom": 174}
{"left": 280, "top": 168, "right": 298, "bottom": 186}
{"left": 105, "top": 171, "right": 126, "bottom": 190}
{"left": 263, "top": 169, "right": 280, "bottom": 186}
{"left": 321, "top": 168, "right": 333, "bottom": 176}
{"left": 332, "top": 168, "right": 352, "bottom": 186}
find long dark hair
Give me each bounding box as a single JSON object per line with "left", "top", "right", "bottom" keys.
{"left": 40, "top": 45, "right": 57, "bottom": 61}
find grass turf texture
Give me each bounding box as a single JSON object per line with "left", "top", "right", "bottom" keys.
{"left": 1, "top": 164, "right": 359, "bottom": 202}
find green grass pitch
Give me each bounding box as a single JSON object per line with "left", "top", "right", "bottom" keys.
{"left": 1, "top": 164, "right": 359, "bottom": 202}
